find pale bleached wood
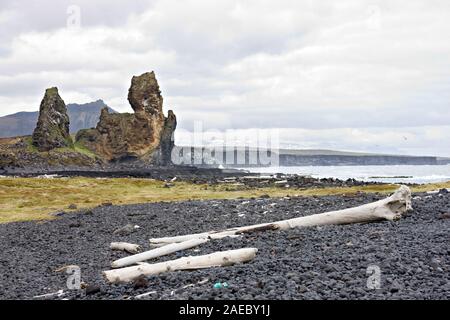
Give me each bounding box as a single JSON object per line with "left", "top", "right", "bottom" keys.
{"left": 104, "top": 248, "right": 258, "bottom": 284}
{"left": 110, "top": 242, "right": 141, "bottom": 254}
{"left": 134, "top": 291, "right": 157, "bottom": 299}
{"left": 149, "top": 185, "right": 412, "bottom": 244}
{"left": 33, "top": 290, "right": 66, "bottom": 299}
{"left": 111, "top": 238, "right": 209, "bottom": 268}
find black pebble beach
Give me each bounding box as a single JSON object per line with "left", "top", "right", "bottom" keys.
{"left": 0, "top": 191, "right": 448, "bottom": 300}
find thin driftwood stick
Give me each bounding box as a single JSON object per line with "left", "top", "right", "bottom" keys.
{"left": 104, "top": 248, "right": 258, "bottom": 284}
{"left": 149, "top": 185, "right": 412, "bottom": 245}
{"left": 111, "top": 238, "right": 209, "bottom": 268}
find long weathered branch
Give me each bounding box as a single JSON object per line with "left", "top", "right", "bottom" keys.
{"left": 104, "top": 248, "right": 258, "bottom": 284}
{"left": 111, "top": 238, "right": 208, "bottom": 268}
{"left": 149, "top": 185, "right": 412, "bottom": 245}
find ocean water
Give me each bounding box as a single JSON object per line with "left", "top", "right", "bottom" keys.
{"left": 241, "top": 165, "right": 450, "bottom": 184}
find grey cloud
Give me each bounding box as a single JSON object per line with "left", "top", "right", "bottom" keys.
{"left": 1, "top": 0, "right": 154, "bottom": 31}
{"left": 0, "top": 0, "right": 154, "bottom": 56}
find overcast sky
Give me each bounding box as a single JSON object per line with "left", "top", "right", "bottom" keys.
{"left": 0, "top": 0, "right": 449, "bottom": 156}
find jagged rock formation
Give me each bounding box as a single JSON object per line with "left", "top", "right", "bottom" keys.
{"left": 158, "top": 110, "right": 177, "bottom": 165}
{"left": 32, "top": 88, "right": 73, "bottom": 151}
{"left": 76, "top": 72, "right": 177, "bottom": 164}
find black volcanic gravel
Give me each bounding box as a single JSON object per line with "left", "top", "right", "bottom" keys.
{"left": 0, "top": 192, "right": 448, "bottom": 300}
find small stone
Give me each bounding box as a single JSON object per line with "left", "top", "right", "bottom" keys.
{"left": 390, "top": 281, "right": 402, "bottom": 293}
{"left": 68, "top": 204, "right": 78, "bottom": 210}
{"left": 298, "top": 285, "right": 308, "bottom": 293}
{"left": 85, "top": 285, "right": 101, "bottom": 295}
{"left": 342, "top": 274, "right": 352, "bottom": 282}
{"left": 51, "top": 211, "right": 67, "bottom": 217}
{"left": 68, "top": 222, "right": 81, "bottom": 228}
{"left": 113, "top": 224, "right": 136, "bottom": 235}
{"left": 286, "top": 272, "right": 297, "bottom": 279}
{"left": 438, "top": 213, "right": 450, "bottom": 220}
{"left": 133, "top": 275, "right": 149, "bottom": 289}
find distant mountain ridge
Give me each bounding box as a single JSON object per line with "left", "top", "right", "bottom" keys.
{"left": 0, "top": 100, "right": 116, "bottom": 138}
{"left": 67, "top": 100, "right": 116, "bottom": 135}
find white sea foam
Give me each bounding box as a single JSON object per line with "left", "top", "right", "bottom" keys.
{"left": 241, "top": 165, "right": 450, "bottom": 184}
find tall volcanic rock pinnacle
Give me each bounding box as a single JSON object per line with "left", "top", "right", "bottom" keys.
{"left": 128, "top": 71, "right": 164, "bottom": 115}
{"left": 76, "top": 71, "right": 177, "bottom": 164}
{"left": 32, "top": 87, "right": 73, "bottom": 151}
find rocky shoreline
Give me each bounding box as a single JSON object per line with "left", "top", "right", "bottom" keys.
{"left": 0, "top": 190, "right": 448, "bottom": 300}
{"left": 0, "top": 164, "right": 384, "bottom": 190}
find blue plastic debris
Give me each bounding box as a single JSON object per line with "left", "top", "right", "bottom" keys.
{"left": 213, "top": 282, "right": 229, "bottom": 289}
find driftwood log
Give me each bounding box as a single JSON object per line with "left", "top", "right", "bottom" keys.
{"left": 111, "top": 238, "right": 208, "bottom": 268}
{"left": 149, "top": 185, "right": 412, "bottom": 245}
{"left": 104, "top": 248, "right": 258, "bottom": 284}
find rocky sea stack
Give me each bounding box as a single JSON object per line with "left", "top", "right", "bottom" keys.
{"left": 76, "top": 71, "right": 177, "bottom": 164}
{"left": 32, "top": 87, "right": 73, "bottom": 151}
